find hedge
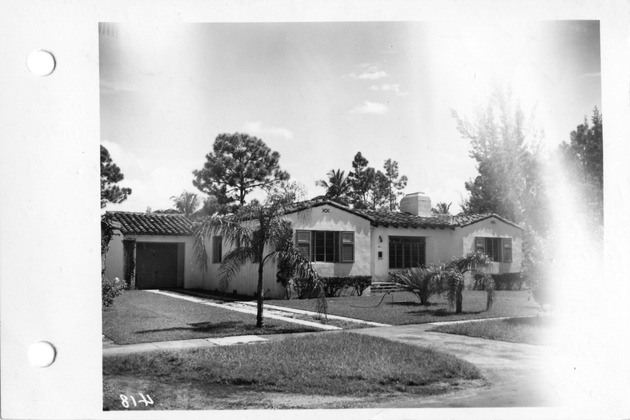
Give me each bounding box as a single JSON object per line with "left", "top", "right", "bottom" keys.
{"left": 292, "top": 275, "right": 372, "bottom": 298}
{"left": 472, "top": 272, "right": 525, "bottom": 291}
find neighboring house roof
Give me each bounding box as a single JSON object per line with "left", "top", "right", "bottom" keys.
{"left": 106, "top": 211, "right": 194, "bottom": 236}
{"left": 284, "top": 198, "right": 524, "bottom": 230}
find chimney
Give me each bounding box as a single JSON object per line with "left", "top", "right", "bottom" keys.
{"left": 400, "top": 192, "right": 432, "bottom": 217}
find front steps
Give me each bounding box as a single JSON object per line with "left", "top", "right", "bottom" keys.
{"left": 370, "top": 281, "right": 406, "bottom": 294}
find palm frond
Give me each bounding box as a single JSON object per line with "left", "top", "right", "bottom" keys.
{"left": 219, "top": 247, "right": 257, "bottom": 290}
{"left": 199, "top": 215, "right": 255, "bottom": 249}
{"left": 452, "top": 251, "right": 492, "bottom": 273}
{"left": 274, "top": 244, "right": 327, "bottom": 320}
{"left": 192, "top": 220, "right": 209, "bottom": 272}
{"left": 191, "top": 193, "right": 328, "bottom": 324}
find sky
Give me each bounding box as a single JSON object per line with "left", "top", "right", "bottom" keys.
{"left": 99, "top": 20, "right": 601, "bottom": 213}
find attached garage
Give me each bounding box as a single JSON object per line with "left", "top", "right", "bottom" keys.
{"left": 103, "top": 211, "right": 202, "bottom": 290}
{"left": 136, "top": 242, "right": 185, "bottom": 289}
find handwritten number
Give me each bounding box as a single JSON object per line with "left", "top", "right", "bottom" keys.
{"left": 138, "top": 392, "right": 154, "bottom": 406}
{"left": 120, "top": 393, "right": 154, "bottom": 408}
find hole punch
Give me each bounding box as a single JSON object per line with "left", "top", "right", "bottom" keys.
{"left": 28, "top": 341, "right": 57, "bottom": 367}
{"left": 26, "top": 49, "right": 56, "bottom": 76}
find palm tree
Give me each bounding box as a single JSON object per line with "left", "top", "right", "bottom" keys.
{"left": 432, "top": 202, "right": 452, "bottom": 215}
{"left": 315, "top": 169, "right": 352, "bottom": 205}
{"left": 193, "top": 193, "right": 325, "bottom": 328}
{"left": 171, "top": 190, "right": 201, "bottom": 218}
{"left": 448, "top": 251, "right": 493, "bottom": 312}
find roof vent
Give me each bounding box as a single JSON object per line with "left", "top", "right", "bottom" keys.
{"left": 400, "top": 192, "right": 432, "bottom": 217}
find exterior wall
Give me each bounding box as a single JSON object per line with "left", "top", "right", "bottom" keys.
{"left": 455, "top": 218, "right": 523, "bottom": 275}
{"left": 103, "top": 232, "right": 203, "bottom": 289}
{"left": 103, "top": 212, "right": 523, "bottom": 296}
{"left": 371, "top": 226, "right": 459, "bottom": 281}
{"left": 371, "top": 217, "right": 523, "bottom": 284}
{"left": 201, "top": 246, "right": 285, "bottom": 299}
{"left": 199, "top": 204, "right": 372, "bottom": 299}
{"left": 199, "top": 219, "right": 284, "bottom": 298}
{"left": 285, "top": 205, "right": 372, "bottom": 279}
{"left": 104, "top": 232, "right": 124, "bottom": 281}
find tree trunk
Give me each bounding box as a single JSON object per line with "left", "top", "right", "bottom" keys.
{"left": 256, "top": 261, "right": 264, "bottom": 328}
{"left": 486, "top": 289, "right": 494, "bottom": 311}
{"left": 455, "top": 288, "right": 463, "bottom": 313}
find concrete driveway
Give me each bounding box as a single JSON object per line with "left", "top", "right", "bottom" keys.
{"left": 352, "top": 324, "right": 560, "bottom": 407}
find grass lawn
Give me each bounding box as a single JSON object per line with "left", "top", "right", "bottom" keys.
{"left": 103, "top": 291, "right": 320, "bottom": 345}
{"left": 266, "top": 290, "right": 540, "bottom": 325}
{"left": 430, "top": 316, "right": 554, "bottom": 345}
{"left": 103, "top": 332, "right": 482, "bottom": 410}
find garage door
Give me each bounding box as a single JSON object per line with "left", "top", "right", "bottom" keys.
{"left": 136, "top": 242, "right": 179, "bottom": 289}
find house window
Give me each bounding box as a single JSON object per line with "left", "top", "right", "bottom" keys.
{"left": 212, "top": 236, "right": 222, "bottom": 263}
{"left": 389, "top": 236, "right": 426, "bottom": 269}
{"left": 475, "top": 237, "right": 512, "bottom": 263}
{"left": 341, "top": 232, "right": 354, "bottom": 262}
{"left": 295, "top": 230, "right": 354, "bottom": 263}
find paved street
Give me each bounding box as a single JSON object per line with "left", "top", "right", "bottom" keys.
{"left": 352, "top": 324, "right": 560, "bottom": 407}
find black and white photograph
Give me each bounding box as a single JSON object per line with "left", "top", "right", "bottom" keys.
{"left": 3, "top": 1, "right": 630, "bottom": 418}
{"left": 99, "top": 19, "right": 603, "bottom": 410}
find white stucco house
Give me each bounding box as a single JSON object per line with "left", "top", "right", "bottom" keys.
{"left": 103, "top": 192, "right": 523, "bottom": 298}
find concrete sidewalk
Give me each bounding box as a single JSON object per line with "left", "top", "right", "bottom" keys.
{"left": 352, "top": 324, "right": 561, "bottom": 407}
{"left": 102, "top": 329, "right": 333, "bottom": 357}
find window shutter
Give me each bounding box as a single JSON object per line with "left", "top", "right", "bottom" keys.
{"left": 341, "top": 231, "right": 354, "bottom": 262}
{"left": 251, "top": 230, "right": 260, "bottom": 263}
{"left": 475, "top": 237, "right": 485, "bottom": 253}
{"left": 503, "top": 238, "right": 513, "bottom": 263}
{"left": 212, "top": 236, "right": 222, "bottom": 263}
{"left": 296, "top": 230, "right": 311, "bottom": 260}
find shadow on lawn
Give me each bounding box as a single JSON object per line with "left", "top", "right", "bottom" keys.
{"left": 404, "top": 308, "right": 485, "bottom": 317}
{"left": 135, "top": 321, "right": 319, "bottom": 336}
{"left": 387, "top": 301, "right": 439, "bottom": 307}
{"left": 136, "top": 321, "right": 242, "bottom": 334}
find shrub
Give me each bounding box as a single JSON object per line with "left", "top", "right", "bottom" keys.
{"left": 390, "top": 266, "right": 444, "bottom": 305}
{"left": 102, "top": 276, "right": 126, "bottom": 307}
{"left": 473, "top": 273, "right": 524, "bottom": 291}
{"left": 292, "top": 276, "right": 372, "bottom": 298}
{"left": 346, "top": 276, "right": 371, "bottom": 296}
{"left": 292, "top": 277, "right": 319, "bottom": 299}
{"left": 276, "top": 253, "right": 296, "bottom": 299}
{"left": 321, "top": 277, "right": 349, "bottom": 297}
{"left": 494, "top": 273, "right": 525, "bottom": 290}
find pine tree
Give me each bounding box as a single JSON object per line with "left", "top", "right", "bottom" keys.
{"left": 192, "top": 133, "right": 290, "bottom": 210}
{"left": 382, "top": 159, "right": 408, "bottom": 211}
{"left": 100, "top": 145, "right": 132, "bottom": 208}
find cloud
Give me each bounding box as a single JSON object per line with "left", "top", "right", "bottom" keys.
{"left": 101, "top": 140, "right": 198, "bottom": 212}
{"left": 350, "top": 101, "right": 389, "bottom": 115}
{"left": 369, "top": 83, "right": 409, "bottom": 96}
{"left": 348, "top": 65, "right": 388, "bottom": 80}
{"left": 101, "top": 140, "right": 147, "bottom": 174}
{"left": 242, "top": 121, "right": 294, "bottom": 140}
